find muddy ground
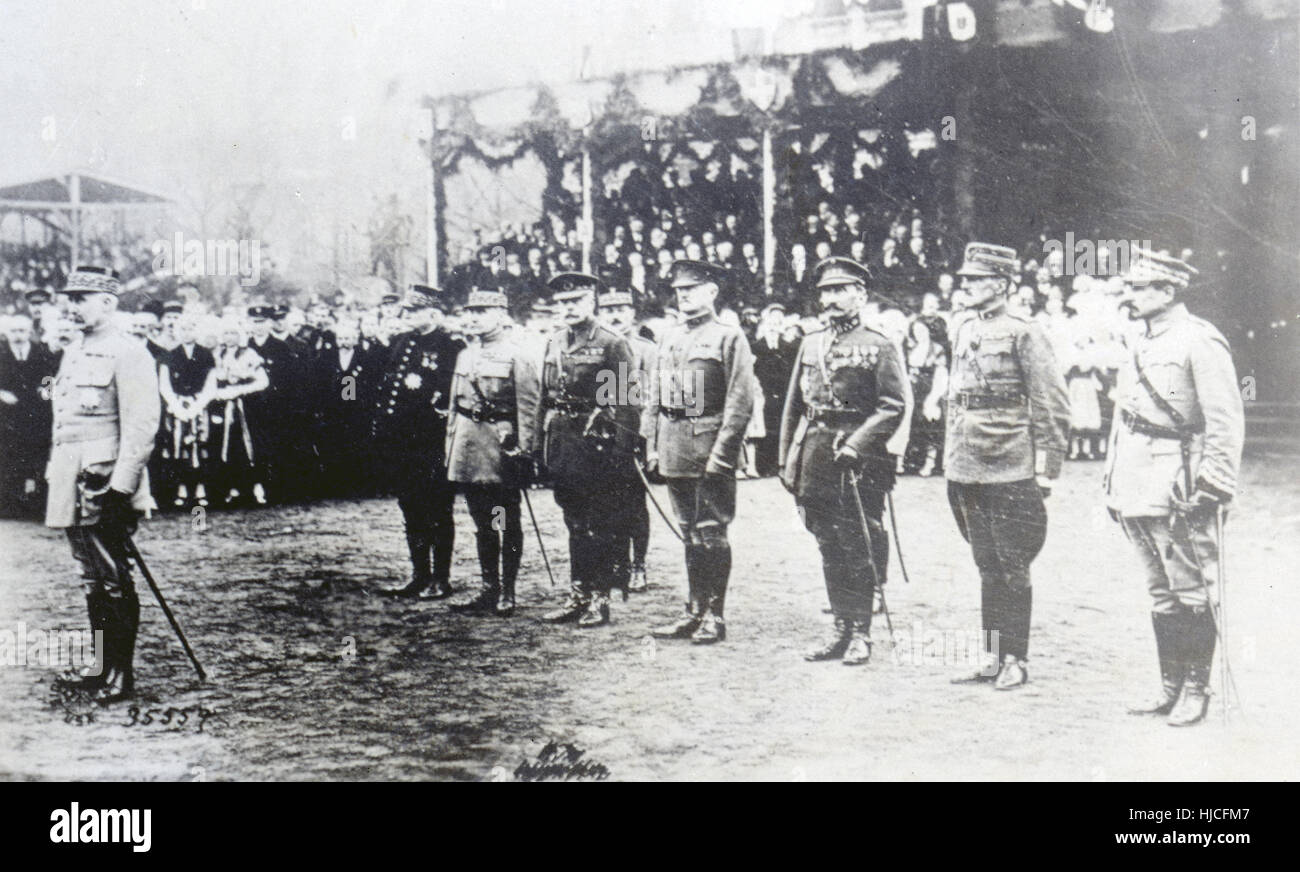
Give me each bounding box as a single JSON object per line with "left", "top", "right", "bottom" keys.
{"left": 2, "top": 457, "right": 1297, "bottom": 781}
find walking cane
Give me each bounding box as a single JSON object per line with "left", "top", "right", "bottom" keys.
{"left": 520, "top": 487, "right": 556, "bottom": 588}
{"left": 847, "top": 470, "right": 895, "bottom": 646}
{"left": 122, "top": 537, "right": 207, "bottom": 682}
{"left": 1216, "top": 505, "right": 1229, "bottom": 723}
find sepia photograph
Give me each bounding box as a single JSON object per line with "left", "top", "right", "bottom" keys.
{"left": 0, "top": 0, "right": 1296, "bottom": 798}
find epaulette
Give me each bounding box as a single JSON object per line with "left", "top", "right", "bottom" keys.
{"left": 1187, "top": 315, "right": 1232, "bottom": 351}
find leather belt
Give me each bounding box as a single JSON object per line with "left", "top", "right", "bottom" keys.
{"left": 804, "top": 406, "right": 864, "bottom": 426}
{"left": 547, "top": 397, "right": 597, "bottom": 416}
{"left": 952, "top": 391, "right": 1026, "bottom": 410}
{"left": 1120, "top": 408, "right": 1197, "bottom": 441}
{"left": 454, "top": 403, "right": 514, "bottom": 423}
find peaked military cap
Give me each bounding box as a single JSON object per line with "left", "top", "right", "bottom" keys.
{"left": 547, "top": 272, "right": 605, "bottom": 301}
{"left": 670, "top": 259, "right": 729, "bottom": 289}
{"left": 380, "top": 292, "right": 401, "bottom": 305}
{"left": 813, "top": 256, "right": 872, "bottom": 289}
{"left": 403, "top": 283, "right": 444, "bottom": 310}
{"left": 1123, "top": 247, "right": 1198, "bottom": 289}
{"left": 162, "top": 300, "right": 185, "bottom": 314}
{"left": 464, "top": 289, "right": 508, "bottom": 309}
{"left": 956, "top": 242, "right": 1021, "bottom": 279}
{"left": 62, "top": 265, "right": 122, "bottom": 295}
{"left": 248, "top": 304, "right": 276, "bottom": 319}
{"left": 24, "top": 288, "right": 53, "bottom": 305}
{"left": 597, "top": 290, "right": 635, "bottom": 308}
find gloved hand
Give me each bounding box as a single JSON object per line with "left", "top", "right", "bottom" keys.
{"left": 99, "top": 488, "right": 139, "bottom": 535}
{"left": 496, "top": 423, "right": 518, "bottom": 453}
{"left": 703, "top": 461, "right": 733, "bottom": 482}
{"left": 1171, "top": 478, "right": 1228, "bottom": 517}
{"left": 1035, "top": 475, "right": 1053, "bottom": 498}
{"left": 833, "top": 444, "right": 862, "bottom": 471}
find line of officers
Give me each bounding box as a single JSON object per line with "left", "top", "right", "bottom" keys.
{"left": 49, "top": 243, "right": 1243, "bottom": 726}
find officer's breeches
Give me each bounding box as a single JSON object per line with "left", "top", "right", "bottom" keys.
{"left": 66, "top": 523, "right": 137, "bottom": 601}
{"left": 553, "top": 476, "right": 630, "bottom": 594}
{"left": 666, "top": 475, "right": 735, "bottom": 612}
{"left": 799, "top": 477, "right": 888, "bottom": 623}
{"left": 463, "top": 484, "right": 521, "bottom": 586}
{"left": 948, "top": 480, "right": 1047, "bottom": 660}
{"left": 66, "top": 522, "right": 141, "bottom": 673}
{"left": 1119, "top": 513, "right": 1220, "bottom": 615}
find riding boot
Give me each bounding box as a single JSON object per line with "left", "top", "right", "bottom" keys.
{"left": 1128, "top": 610, "right": 1186, "bottom": 715}
{"left": 93, "top": 592, "right": 138, "bottom": 704}
{"left": 1168, "top": 607, "right": 1216, "bottom": 727}
{"left": 449, "top": 531, "right": 501, "bottom": 615}
{"left": 497, "top": 522, "right": 522, "bottom": 616}
{"left": 68, "top": 591, "right": 110, "bottom": 689}
{"left": 691, "top": 545, "right": 729, "bottom": 645}
{"left": 652, "top": 545, "right": 704, "bottom": 638}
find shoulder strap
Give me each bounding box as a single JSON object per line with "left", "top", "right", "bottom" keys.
{"left": 1132, "top": 349, "right": 1189, "bottom": 432}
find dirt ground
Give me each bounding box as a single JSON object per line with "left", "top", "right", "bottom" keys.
{"left": 2, "top": 456, "right": 1298, "bottom": 782}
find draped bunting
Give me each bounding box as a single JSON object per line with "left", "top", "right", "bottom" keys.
{"left": 421, "top": 49, "right": 913, "bottom": 173}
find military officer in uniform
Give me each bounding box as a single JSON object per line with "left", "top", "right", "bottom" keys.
{"left": 646, "top": 260, "right": 755, "bottom": 645}
{"left": 373, "top": 284, "right": 464, "bottom": 599}
{"left": 446, "top": 290, "right": 541, "bottom": 616}
{"left": 945, "top": 243, "right": 1069, "bottom": 690}
{"left": 47, "top": 267, "right": 161, "bottom": 703}
{"left": 527, "top": 274, "right": 641, "bottom": 627}
{"left": 779, "top": 258, "right": 908, "bottom": 665}
{"left": 1105, "top": 248, "right": 1243, "bottom": 726}
{"left": 600, "top": 286, "right": 655, "bottom": 593}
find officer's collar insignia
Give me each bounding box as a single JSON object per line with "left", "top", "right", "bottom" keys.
{"left": 829, "top": 312, "right": 860, "bottom": 334}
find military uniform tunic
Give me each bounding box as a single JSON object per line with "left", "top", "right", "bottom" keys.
{"left": 643, "top": 313, "right": 756, "bottom": 481}
{"left": 943, "top": 302, "right": 1069, "bottom": 663}
{"left": 446, "top": 326, "right": 541, "bottom": 486}
{"left": 643, "top": 310, "right": 755, "bottom": 625}
{"left": 525, "top": 319, "right": 639, "bottom": 595}
{"left": 372, "top": 326, "right": 464, "bottom": 587}
{"left": 779, "top": 317, "right": 907, "bottom": 621}
{"left": 944, "top": 306, "right": 1070, "bottom": 484}
{"left": 46, "top": 322, "right": 160, "bottom": 528}
{"left": 1104, "top": 304, "right": 1244, "bottom": 614}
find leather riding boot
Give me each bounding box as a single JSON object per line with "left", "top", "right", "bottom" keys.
{"left": 805, "top": 616, "right": 852, "bottom": 661}
{"left": 69, "top": 592, "right": 110, "bottom": 690}
{"left": 842, "top": 617, "right": 873, "bottom": 666}
{"left": 449, "top": 532, "right": 501, "bottom": 615}
{"left": 1168, "top": 607, "right": 1216, "bottom": 727}
{"left": 93, "top": 593, "right": 138, "bottom": 704}
{"left": 1128, "top": 610, "right": 1186, "bottom": 715}
{"left": 497, "top": 524, "right": 522, "bottom": 616}
{"left": 691, "top": 546, "right": 730, "bottom": 644}
{"left": 652, "top": 545, "right": 704, "bottom": 638}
